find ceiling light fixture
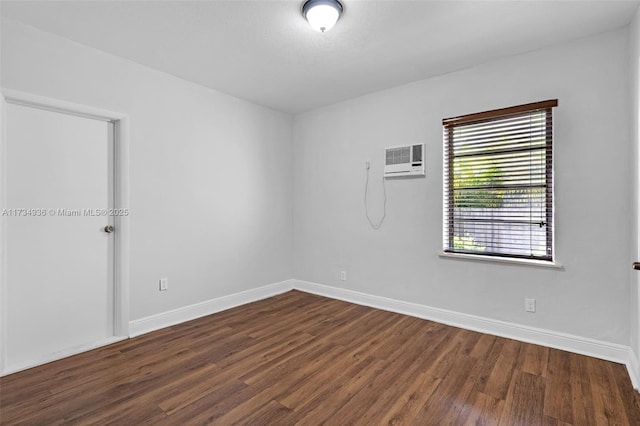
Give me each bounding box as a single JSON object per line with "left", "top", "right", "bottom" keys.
{"left": 302, "top": 0, "right": 343, "bottom": 33}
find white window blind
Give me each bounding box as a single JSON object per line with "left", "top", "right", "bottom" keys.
{"left": 443, "top": 100, "right": 557, "bottom": 261}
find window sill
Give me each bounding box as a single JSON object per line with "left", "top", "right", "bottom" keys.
{"left": 438, "top": 251, "right": 564, "bottom": 269}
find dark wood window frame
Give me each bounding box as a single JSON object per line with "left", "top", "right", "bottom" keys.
{"left": 443, "top": 99, "right": 557, "bottom": 262}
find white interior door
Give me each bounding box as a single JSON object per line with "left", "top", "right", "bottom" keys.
{"left": 5, "top": 102, "right": 115, "bottom": 371}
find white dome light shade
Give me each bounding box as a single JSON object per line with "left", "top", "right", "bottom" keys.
{"left": 302, "top": 0, "right": 343, "bottom": 33}
{"left": 305, "top": 5, "right": 339, "bottom": 32}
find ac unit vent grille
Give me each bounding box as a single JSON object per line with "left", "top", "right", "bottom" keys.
{"left": 386, "top": 146, "right": 410, "bottom": 165}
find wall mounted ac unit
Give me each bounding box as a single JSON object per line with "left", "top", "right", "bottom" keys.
{"left": 384, "top": 144, "right": 425, "bottom": 177}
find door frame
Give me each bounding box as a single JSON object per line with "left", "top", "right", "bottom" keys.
{"left": 0, "top": 89, "right": 130, "bottom": 375}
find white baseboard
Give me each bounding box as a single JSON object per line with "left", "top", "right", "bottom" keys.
{"left": 1, "top": 336, "right": 127, "bottom": 377}
{"left": 129, "top": 279, "right": 294, "bottom": 337}
{"left": 293, "top": 279, "right": 632, "bottom": 369}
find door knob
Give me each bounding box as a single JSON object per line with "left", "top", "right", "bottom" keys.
{"left": 104, "top": 225, "right": 114, "bottom": 233}
{"left": 633, "top": 262, "right": 640, "bottom": 270}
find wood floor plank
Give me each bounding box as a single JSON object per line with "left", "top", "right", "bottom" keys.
{"left": 354, "top": 355, "right": 443, "bottom": 425}
{"left": 455, "top": 391, "right": 504, "bottom": 425}
{"left": 280, "top": 354, "right": 377, "bottom": 412}
{"left": 428, "top": 328, "right": 468, "bottom": 379}
{"left": 67, "top": 399, "right": 169, "bottom": 426}
{"left": 247, "top": 343, "right": 349, "bottom": 397}
{"left": 219, "top": 333, "right": 319, "bottom": 385}
{"left": 473, "top": 335, "right": 506, "bottom": 393}
{"left": 293, "top": 357, "right": 389, "bottom": 424}
{"left": 1, "top": 290, "right": 639, "bottom": 425}
{"left": 163, "top": 379, "right": 251, "bottom": 425}
{"left": 58, "top": 350, "right": 214, "bottom": 422}
{"left": 239, "top": 338, "right": 333, "bottom": 386}
{"left": 342, "top": 313, "right": 415, "bottom": 361}
{"left": 374, "top": 372, "right": 442, "bottom": 425}
{"left": 482, "top": 338, "right": 524, "bottom": 400}
{"left": 611, "top": 360, "right": 640, "bottom": 426}
{"left": 320, "top": 309, "right": 386, "bottom": 347}
{"left": 276, "top": 347, "right": 373, "bottom": 410}
{"left": 214, "top": 328, "right": 316, "bottom": 369}
{"left": 591, "top": 388, "right": 629, "bottom": 425}
{"left": 0, "top": 392, "right": 63, "bottom": 426}
{"left": 456, "top": 329, "right": 484, "bottom": 358}
{"left": 415, "top": 354, "right": 483, "bottom": 423}
{"left": 498, "top": 370, "right": 546, "bottom": 425}
{"left": 324, "top": 319, "right": 446, "bottom": 423}
{"left": 469, "top": 333, "right": 497, "bottom": 359}
{"left": 156, "top": 364, "right": 234, "bottom": 415}
{"left": 544, "top": 348, "right": 574, "bottom": 424}
{"left": 587, "top": 355, "right": 623, "bottom": 398}
{"left": 228, "top": 299, "right": 323, "bottom": 338}
{"left": 303, "top": 304, "right": 371, "bottom": 338}
{"left": 368, "top": 316, "right": 431, "bottom": 360}
{"left": 569, "top": 352, "right": 598, "bottom": 426}
{"left": 226, "top": 399, "right": 299, "bottom": 425}
{"left": 519, "top": 342, "right": 549, "bottom": 377}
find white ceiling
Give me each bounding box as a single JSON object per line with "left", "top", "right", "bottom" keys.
{"left": 1, "top": 1, "right": 638, "bottom": 114}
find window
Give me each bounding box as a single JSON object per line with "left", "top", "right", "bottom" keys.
{"left": 443, "top": 99, "right": 557, "bottom": 262}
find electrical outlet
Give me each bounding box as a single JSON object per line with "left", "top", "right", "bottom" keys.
{"left": 365, "top": 161, "right": 370, "bottom": 170}
{"left": 340, "top": 271, "right": 347, "bottom": 281}
{"left": 159, "top": 278, "right": 168, "bottom": 291}
{"left": 525, "top": 298, "right": 536, "bottom": 313}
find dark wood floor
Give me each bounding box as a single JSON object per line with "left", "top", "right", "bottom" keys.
{"left": 1, "top": 290, "right": 639, "bottom": 425}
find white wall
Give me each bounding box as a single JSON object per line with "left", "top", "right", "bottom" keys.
{"left": 1, "top": 19, "right": 293, "bottom": 321}
{"left": 293, "top": 29, "right": 631, "bottom": 345}
{"left": 630, "top": 7, "right": 640, "bottom": 372}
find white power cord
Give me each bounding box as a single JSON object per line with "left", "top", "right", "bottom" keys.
{"left": 364, "top": 162, "right": 386, "bottom": 230}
